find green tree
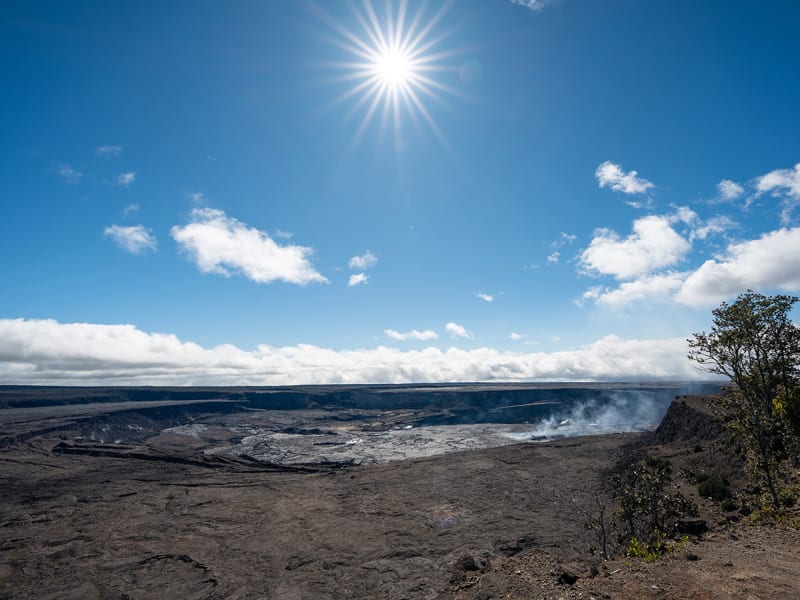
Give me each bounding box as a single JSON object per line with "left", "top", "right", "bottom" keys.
{"left": 688, "top": 291, "right": 800, "bottom": 508}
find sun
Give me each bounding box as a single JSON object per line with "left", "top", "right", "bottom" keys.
{"left": 313, "top": 0, "right": 461, "bottom": 147}
{"left": 373, "top": 48, "right": 413, "bottom": 87}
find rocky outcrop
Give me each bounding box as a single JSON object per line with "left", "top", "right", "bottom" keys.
{"left": 654, "top": 395, "right": 728, "bottom": 444}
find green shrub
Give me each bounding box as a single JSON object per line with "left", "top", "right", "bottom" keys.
{"left": 614, "top": 455, "right": 697, "bottom": 561}
{"left": 697, "top": 475, "right": 731, "bottom": 500}
{"left": 625, "top": 530, "right": 688, "bottom": 561}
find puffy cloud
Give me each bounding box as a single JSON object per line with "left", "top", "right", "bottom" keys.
{"left": 755, "top": 163, "right": 800, "bottom": 198}
{"left": 57, "top": 164, "right": 82, "bottom": 184}
{"left": 754, "top": 162, "right": 800, "bottom": 224}
{"left": 590, "top": 272, "right": 687, "bottom": 307}
{"left": 188, "top": 192, "right": 208, "bottom": 204}
{"left": 445, "top": 322, "right": 474, "bottom": 339}
{"left": 595, "top": 161, "right": 654, "bottom": 195}
{"left": 509, "top": 332, "right": 524, "bottom": 341}
{"left": 0, "top": 319, "right": 707, "bottom": 384}
{"left": 717, "top": 179, "right": 744, "bottom": 201}
{"left": 116, "top": 172, "right": 136, "bottom": 187}
{"left": 384, "top": 328, "right": 438, "bottom": 341}
{"left": 170, "top": 208, "right": 327, "bottom": 285}
{"left": 676, "top": 227, "right": 800, "bottom": 307}
{"left": 348, "top": 273, "right": 368, "bottom": 287}
{"left": 103, "top": 225, "right": 157, "bottom": 254}
{"left": 475, "top": 292, "right": 494, "bottom": 303}
{"left": 579, "top": 215, "right": 690, "bottom": 280}
{"left": 546, "top": 252, "right": 560, "bottom": 264}
{"left": 349, "top": 250, "right": 378, "bottom": 270}
{"left": 96, "top": 145, "right": 122, "bottom": 157}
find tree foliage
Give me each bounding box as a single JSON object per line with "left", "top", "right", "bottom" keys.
{"left": 688, "top": 290, "right": 800, "bottom": 508}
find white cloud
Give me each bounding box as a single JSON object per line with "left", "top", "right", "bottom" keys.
{"left": 755, "top": 163, "right": 800, "bottom": 198}
{"left": 123, "top": 204, "right": 140, "bottom": 217}
{"left": 676, "top": 227, "right": 800, "bottom": 307}
{"left": 274, "top": 229, "right": 294, "bottom": 240}
{"left": 475, "top": 292, "right": 494, "bottom": 303}
{"left": 0, "top": 319, "right": 707, "bottom": 384}
{"left": 546, "top": 252, "right": 560, "bottom": 264}
{"left": 188, "top": 192, "right": 208, "bottom": 204}
{"left": 509, "top": 332, "right": 524, "bottom": 341}
{"left": 103, "top": 225, "right": 157, "bottom": 255}
{"left": 625, "top": 198, "right": 655, "bottom": 210}
{"left": 754, "top": 162, "right": 800, "bottom": 224}
{"left": 57, "top": 164, "right": 82, "bottom": 184}
{"left": 96, "top": 145, "right": 122, "bottom": 157}
{"left": 170, "top": 208, "right": 327, "bottom": 285}
{"left": 672, "top": 206, "right": 700, "bottom": 227}
{"left": 348, "top": 273, "right": 368, "bottom": 287}
{"left": 595, "top": 161, "right": 654, "bottom": 195}
{"left": 349, "top": 250, "right": 378, "bottom": 270}
{"left": 590, "top": 272, "right": 687, "bottom": 307}
{"left": 510, "top": 0, "right": 551, "bottom": 10}
{"left": 553, "top": 232, "right": 577, "bottom": 248}
{"left": 578, "top": 286, "right": 604, "bottom": 307}
{"left": 579, "top": 215, "right": 690, "bottom": 280}
{"left": 445, "top": 322, "right": 474, "bottom": 339}
{"left": 717, "top": 179, "right": 744, "bottom": 201}
{"left": 116, "top": 172, "right": 136, "bottom": 187}
{"left": 689, "top": 215, "right": 735, "bottom": 241}
{"left": 384, "top": 328, "right": 438, "bottom": 341}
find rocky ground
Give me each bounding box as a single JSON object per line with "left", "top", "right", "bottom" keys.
{"left": 1, "top": 394, "right": 798, "bottom": 599}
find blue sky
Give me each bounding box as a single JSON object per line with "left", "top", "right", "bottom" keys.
{"left": 2, "top": 0, "right": 799, "bottom": 384}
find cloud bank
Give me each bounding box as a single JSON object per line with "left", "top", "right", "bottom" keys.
{"left": 0, "top": 319, "right": 708, "bottom": 385}
{"left": 582, "top": 226, "right": 800, "bottom": 308}
{"left": 171, "top": 208, "right": 327, "bottom": 285}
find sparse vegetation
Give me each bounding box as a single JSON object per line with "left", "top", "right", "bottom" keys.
{"left": 696, "top": 473, "right": 732, "bottom": 501}
{"left": 625, "top": 530, "right": 688, "bottom": 562}
{"left": 688, "top": 291, "right": 800, "bottom": 509}
{"left": 584, "top": 492, "right": 616, "bottom": 559}
{"left": 585, "top": 455, "right": 698, "bottom": 561}
{"left": 613, "top": 456, "right": 698, "bottom": 559}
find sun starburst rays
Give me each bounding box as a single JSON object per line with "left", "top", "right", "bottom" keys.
{"left": 313, "top": 0, "right": 460, "bottom": 149}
